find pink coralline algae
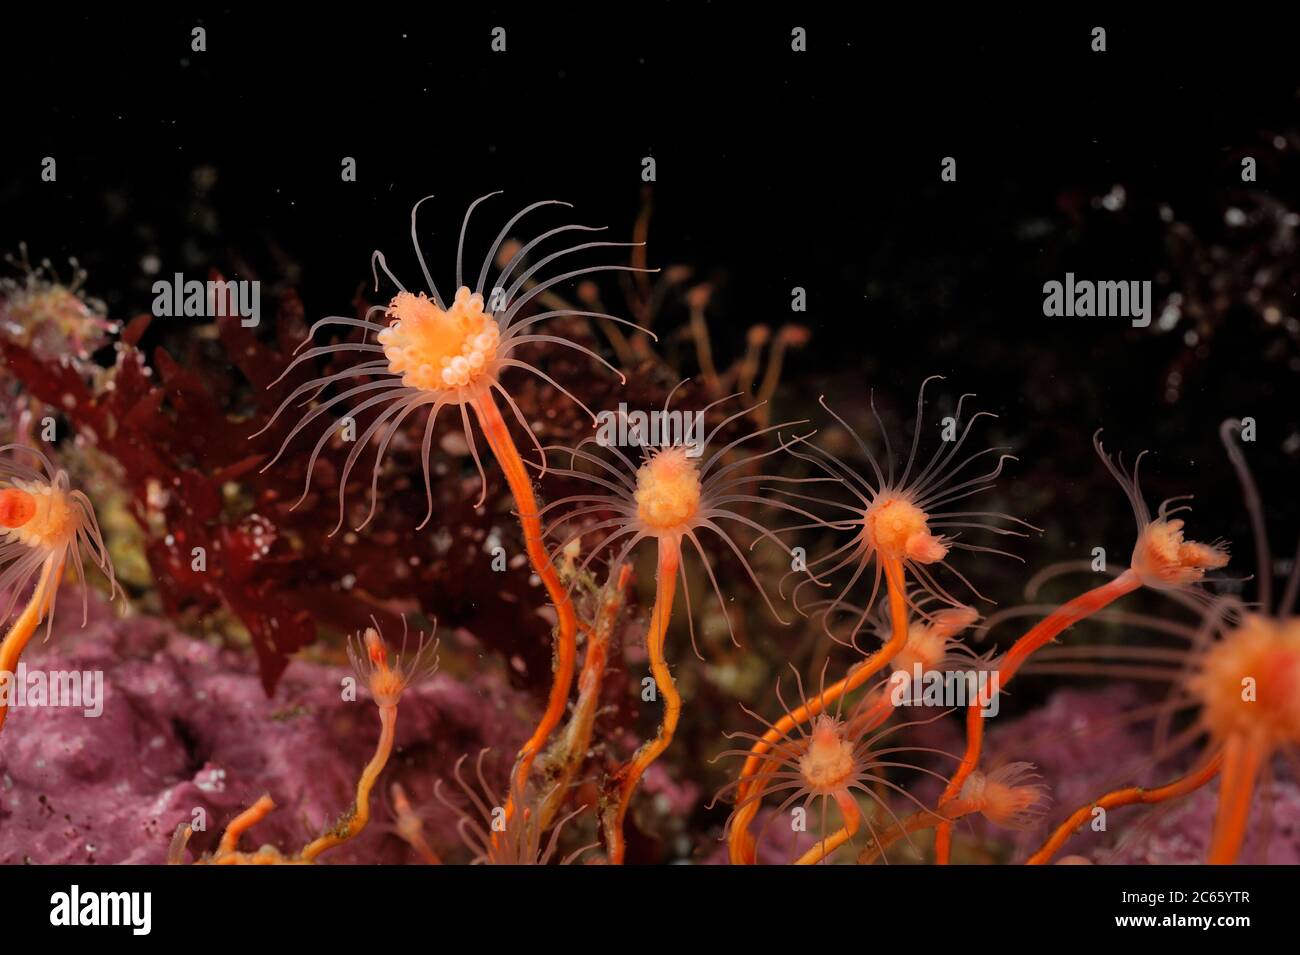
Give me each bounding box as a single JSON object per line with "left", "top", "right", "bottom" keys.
{"left": 0, "top": 589, "right": 530, "bottom": 864}
{"left": 919, "top": 684, "right": 1300, "bottom": 864}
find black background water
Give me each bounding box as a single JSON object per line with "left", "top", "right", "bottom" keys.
{"left": 3, "top": 8, "right": 1297, "bottom": 604}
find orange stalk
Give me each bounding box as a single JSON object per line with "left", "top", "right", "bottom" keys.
{"left": 391, "top": 781, "right": 442, "bottom": 864}
{"left": 1026, "top": 750, "right": 1224, "bottom": 865}
{"left": 538, "top": 562, "right": 631, "bottom": 828}
{"left": 934, "top": 568, "right": 1142, "bottom": 863}
{"left": 218, "top": 794, "right": 277, "bottom": 855}
{"left": 792, "top": 691, "right": 898, "bottom": 865}
{"left": 729, "top": 556, "right": 909, "bottom": 865}
{"left": 857, "top": 800, "right": 977, "bottom": 864}
{"left": 0, "top": 557, "right": 62, "bottom": 737}
{"left": 1208, "top": 736, "right": 1263, "bottom": 864}
{"left": 300, "top": 702, "right": 396, "bottom": 861}
{"left": 603, "top": 542, "right": 680, "bottom": 864}
{"left": 471, "top": 388, "right": 580, "bottom": 810}
{"left": 794, "top": 790, "right": 861, "bottom": 865}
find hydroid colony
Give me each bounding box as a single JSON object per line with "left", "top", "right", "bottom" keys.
{"left": 1, "top": 194, "right": 1295, "bottom": 866}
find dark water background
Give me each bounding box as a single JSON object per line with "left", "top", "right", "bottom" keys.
{"left": 3, "top": 8, "right": 1298, "bottom": 609}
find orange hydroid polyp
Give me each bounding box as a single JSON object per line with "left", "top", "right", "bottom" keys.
{"left": 713, "top": 666, "right": 953, "bottom": 864}
{"left": 1132, "top": 518, "right": 1229, "bottom": 589}
{"left": 346, "top": 622, "right": 438, "bottom": 709}
{"left": 253, "top": 193, "right": 654, "bottom": 530}
{"left": 864, "top": 495, "right": 949, "bottom": 564}
{"left": 633, "top": 446, "right": 702, "bottom": 531}
{"left": 379, "top": 287, "right": 500, "bottom": 393}
{"left": 0, "top": 445, "right": 118, "bottom": 630}
{"left": 959, "top": 762, "right": 1050, "bottom": 829}
{"left": 798, "top": 715, "right": 857, "bottom": 793}
{"left": 781, "top": 377, "right": 1033, "bottom": 646}
{"left": 1093, "top": 430, "right": 1227, "bottom": 595}
{"left": 1193, "top": 615, "right": 1300, "bottom": 747}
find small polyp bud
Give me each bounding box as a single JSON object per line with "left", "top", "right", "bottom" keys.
{"left": 1131, "top": 519, "right": 1229, "bottom": 589}
{"left": 348, "top": 624, "right": 439, "bottom": 709}
{"left": 960, "top": 762, "right": 1049, "bottom": 830}
{"left": 865, "top": 497, "right": 946, "bottom": 564}
{"left": 777, "top": 323, "right": 811, "bottom": 347}
{"left": 929, "top": 605, "right": 980, "bottom": 639}
{"left": 363, "top": 627, "right": 386, "bottom": 668}
{"left": 905, "top": 531, "right": 949, "bottom": 563}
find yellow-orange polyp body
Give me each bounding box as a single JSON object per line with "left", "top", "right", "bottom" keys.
{"left": 1194, "top": 615, "right": 1300, "bottom": 749}
{"left": 893, "top": 622, "right": 952, "bottom": 674}
{"left": 378, "top": 286, "right": 499, "bottom": 393}
{"left": 634, "top": 447, "right": 702, "bottom": 531}
{"left": 359, "top": 627, "right": 407, "bottom": 707}
{"left": 1131, "top": 518, "right": 1228, "bottom": 588}
{"left": 0, "top": 482, "right": 74, "bottom": 550}
{"left": 864, "top": 495, "right": 948, "bottom": 563}
{"left": 798, "top": 715, "right": 856, "bottom": 794}
{"left": 959, "top": 762, "right": 1048, "bottom": 829}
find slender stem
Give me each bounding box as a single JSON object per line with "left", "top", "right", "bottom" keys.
{"left": 794, "top": 790, "right": 861, "bottom": 865}
{"left": 1208, "top": 736, "right": 1262, "bottom": 864}
{"left": 538, "top": 562, "right": 631, "bottom": 829}
{"left": 392, "top": 781, "right": 443, "bottom": 864}
{"left": 846, "top": 690, "right": 896, "bottom": 740}
{"left": 728, "top": 556, "right": 909, "bottom": 865}
{"left": 0, "top": 556, "right": 61, "bottom": 737}
{"left": 603, "top": 541, "right": 680, "bottom": 864}
{"left": 1026, "top": 750, "right": 1224, "bottom": 865}
{"left": 217, "top": 794, "right": 277, "bottom": 855}
{"left": 793, "top": 662, "right": 910, "bottom": 865}
{"left": 471, "top": 388, "right": 580, "bottom": 811}
{"left": 300, "top": 703, "right": 396, "bottom": 861}
{"left": 857, "top": 800, "right": 977, "bottom": 864}
{"left": 934, "top": 568, "right": 1142, "bottom": 863}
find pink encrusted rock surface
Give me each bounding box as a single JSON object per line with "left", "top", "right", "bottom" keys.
{"left": 0, "top": 589, "right": 532, "bottom": 864}
{"left": 908, "top": 684, "right": 1300, "bottom": 864}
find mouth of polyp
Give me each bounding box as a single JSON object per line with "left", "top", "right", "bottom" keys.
{"left": 378, "top": 287, "right": 500, "bottom": 393}
{"left": 634, "top": 448, "right": 702, "bottom": 531}
{"left": 863, "top": 495, "right": 947, "bottom": 563}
